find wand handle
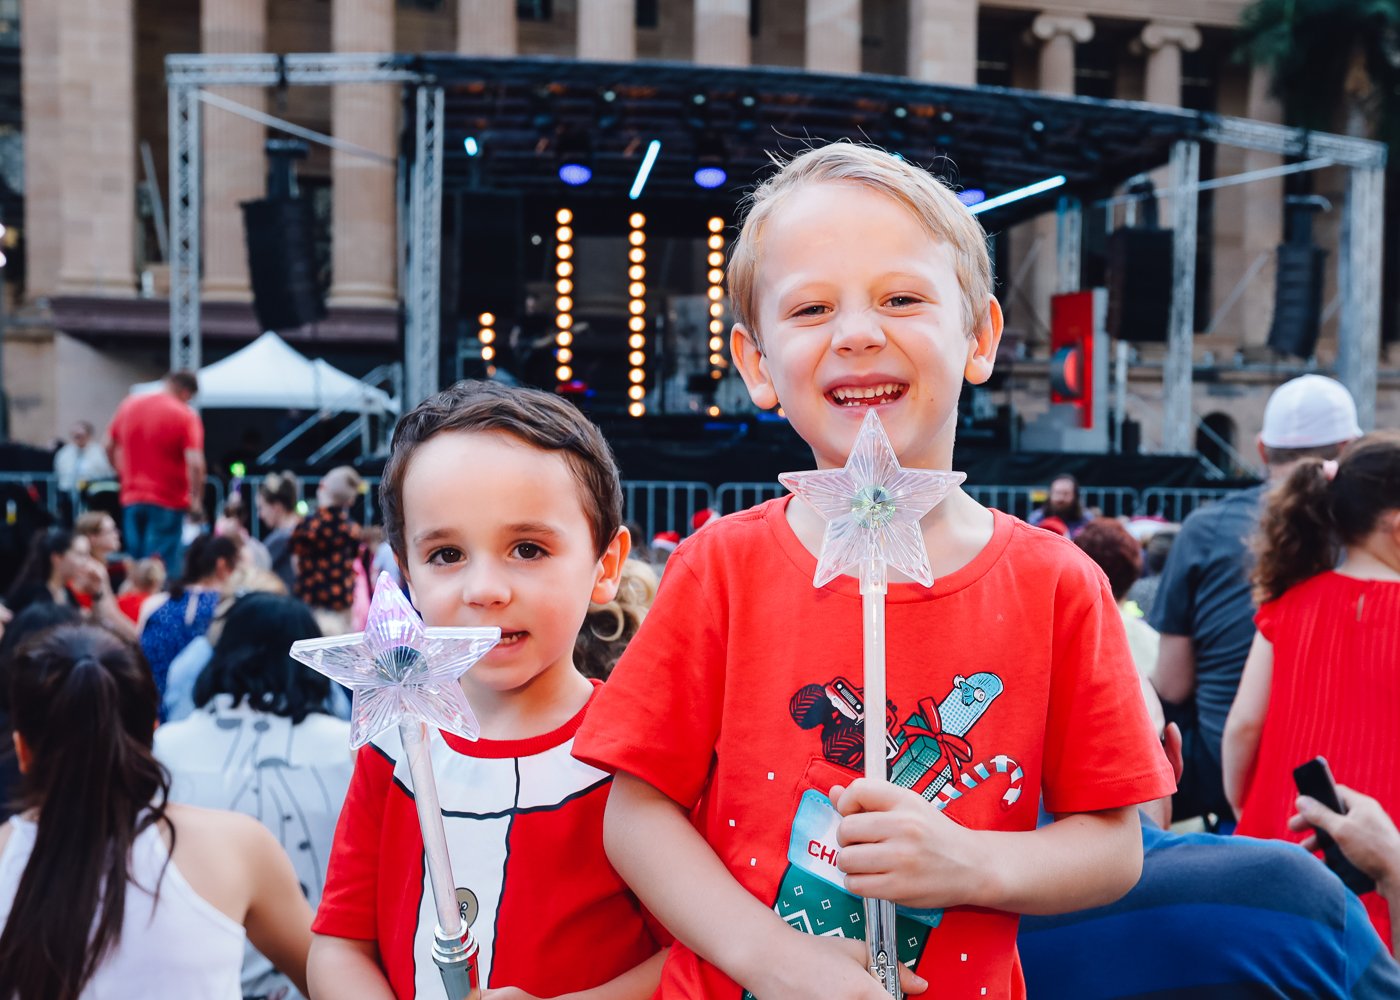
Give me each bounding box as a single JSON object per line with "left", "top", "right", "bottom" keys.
{"left": 861, "top": 574, "right": 902, "bottom": 999}
{"left": 400, "top": 721, "right": 482, "bottom": 1000}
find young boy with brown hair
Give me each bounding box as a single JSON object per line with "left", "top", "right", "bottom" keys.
{"left": 573, "top": 144, "right": 1174, "bottom": 999}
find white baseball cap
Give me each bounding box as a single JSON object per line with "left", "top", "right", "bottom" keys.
{"left": 1259, "top": 374, "right": 1362, "bottom": 449}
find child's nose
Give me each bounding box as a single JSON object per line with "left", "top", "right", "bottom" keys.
{"left": 830, "top": 308, "right": 887, "bottom": 353}
{"left": 460, "top": 563, "right": 510, "bottom": 607}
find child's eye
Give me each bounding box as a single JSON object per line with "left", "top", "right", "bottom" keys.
{"left": 886, "top": 295, "right": 922, "bottom": 308}
{"left": 513, "top": 542, "right": 546, "bottom": 560}
{"left": 792, "top": 304, "right": 830, "bottom": 318}
{"left": 427, "top": 547, "right": 463, "bottom": 566}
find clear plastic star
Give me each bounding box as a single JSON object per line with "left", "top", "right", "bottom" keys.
{"left": 779, "top": 409, "right": 966, "bottom": 589}
{"left": 289, "top": 572, "right": 501, "bottom": 749}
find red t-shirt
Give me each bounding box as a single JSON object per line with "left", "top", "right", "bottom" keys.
{"left": 107, "top": 392, "right": 203, "bottom": 509}
{"left": 574, "top": 499, "right": 1174, "bottom": 999}
{"left": 1235, "top": 571, "right": 1400, "bottom": 948}
{"left": 313, "top": 685, "right": 663, "bottom": 999}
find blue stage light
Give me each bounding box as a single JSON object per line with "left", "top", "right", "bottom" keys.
{"left": 958, "top": 188, "right": 987, "bottom": 207}
{"left": 693, "top": 166, "right": 727, "bottom": 189}
{"left": 559, "top": 162, "right": 593, "bottom": 186}
{"left": 464, "top": 136, "right": 480, "bottom": 157}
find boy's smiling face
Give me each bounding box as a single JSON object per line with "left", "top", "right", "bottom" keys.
{"left": 732, "top": 181, "right": 1001, "bottom": 471}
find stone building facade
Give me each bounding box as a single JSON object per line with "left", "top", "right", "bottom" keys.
{"left": 6, "top": 0, "right": 1395, "bottom": 467}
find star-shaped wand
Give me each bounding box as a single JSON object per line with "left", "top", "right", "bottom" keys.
{"left": 780, "top": 409, "right": 964, "bottom": 998}
{"left": 291, "top": 572, "right": 500, "bottom": 1000}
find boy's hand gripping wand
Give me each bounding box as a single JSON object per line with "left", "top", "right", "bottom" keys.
{"left": 292, "top": 573, "right": 501, "bottom": 1000}
{"left": 781, "top": 409, "right": 964, "bottom": 998}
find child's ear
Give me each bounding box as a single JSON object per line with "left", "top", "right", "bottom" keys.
{"left": 591, "top": 526, "right": 632, "bottom": 604}
{"left": 963, "top": 296, "right": 1004, "bottom": 386}
{"left": 730, "top": 323, "right": 779, "bottom": 411}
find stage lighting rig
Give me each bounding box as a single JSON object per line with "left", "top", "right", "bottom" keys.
{"left": 554, "top": 208, "right": 574, "bottom": 385}
{"left": 626, "top": 212, "right": 648, "bottom": 417}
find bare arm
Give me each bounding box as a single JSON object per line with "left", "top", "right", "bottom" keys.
{"left": 833, "top": 780, "right": 1143, "bottom": 916}
{"left": 243, "top": 822, "right": 315, "bottom": 998}
{"left": 1222, "top": 631, "right": 1274, "bottom": 816}
{"left": 307, "top": 935, "right": 395, "bottom": 1000}
{"left": 603, "top": 772, "right": 925, "bottom": 1000}
{"left": 1153, "top": 634, "right": 1196, "bottom": 705}
{"left": 186, "top": 448, "right": 206, "bottom": 512}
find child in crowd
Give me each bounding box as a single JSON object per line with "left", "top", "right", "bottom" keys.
{"left": 291, "top": 466, "right": 363, "bottom": 635}
{"left": 308, "top": 380, "right": 665, "bottom": 999}
{"left": 1223, "top": 431, "right": 1400, "bottom": 948}
{"left": 116, "top": 557, "right": 165, "bottom": 623}
{"left": 573, "top": 143, "right": 1173, "bottom": 999}
{"left": 574, "top": 557, "right": 659, "bottom": 681}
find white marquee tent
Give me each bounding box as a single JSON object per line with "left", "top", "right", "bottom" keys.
{"left": 131, "top": 331, "right": 397, "bottom": 414}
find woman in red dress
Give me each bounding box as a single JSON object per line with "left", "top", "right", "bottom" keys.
{"left": 1223, "top": 432, "right": 1400, "bottom": 947}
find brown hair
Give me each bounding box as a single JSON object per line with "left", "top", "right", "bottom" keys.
{"left": 574, "top": 558, "right": 657, "bottom": 680}
{"left": 166, "top": 371, "right": 199, "bottom": 396}
{"left": 0, "top": 625, "right": 172, "bottom": 1000}
{"left": 1252, "top": 432, "right": 1400, "bottom": 604}
{"left": 258, "top": 470, "right": 300, "bottom": 511}
{"left": 381, "top": 380, "right": 623, "bottom": 564}
{"left": 73, "top": 511, "right": 114, "bottom": 538}
{"left": 1074, "top": 519, "right": 1143, "bottom": 602}
{"left": 727, "top": 142, "right": 993, "bottom": 342}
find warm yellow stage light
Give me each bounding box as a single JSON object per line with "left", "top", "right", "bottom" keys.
{"left": 556, "top": 244, "right": 573, "bottom": 260}
{"left": 556, "top": 261, "right": 573, "bottom": 277}
{"left": 556, "top": 278, "right": 572, "bottom": 294}
{"left": 628, "top": 350, "right": 646, "bottom": 366}
{"left": 707, "top": 404, "right": 721, "bottom": 416}
{"left": 628, "top": 385, "right": 646, "bottom": 401}
{"left": 628, "top": 369, "right": 645, "bottom": 384}
{"left": 556, "top": 226, "right": 572, "bottom": 242}
{"left": 707, "top": 235, "right": 723, "bottom": 249}
{"left": 628, "top": 300, "right": 646, "bottom": 315}
{"left": 555, "top": 314, "right": 572, "bottom": 329}
{"left": 707, "top": 217, "right": 724, "bottom": 233}
{"left": 711, "top": 369, "right": 723, "bottom": 380}
{"left": 707, "top": 286, "right": 723, "bottom": 301}
{"left": 628, "top": 316, "right": 646, "bottom": 332}
{"left": 709, "top": 302, "right": 724, "bottom": 317}
{"left": 557, "top": 331, "right": 573, "bottom": 347}
{"left": 482, "top": 345, "right": 495, "bottom": 360}
{"left": 480, "top": 330, "right": 496, "bottom": 344}
{"left": 629, "top": 212, "right": 646, "bottom": 229}
{"left": 556, "top": 365, "right": 572, "bottom": 381}
{"left": 709, "top": 319, "right": 724, "bottom": 334}
{"left": 628, "top": 333, "right": 646, "bottom": 349}
{"left": 709, "top": 352, "right": 723, "bottom": 365}
{"left": 478, "top": 311, "right": 495, "bottom": 325}
{"left": 556, "top": 296, "right": 573, "bottom": 312}
{"left": 628, "top": 281, "right": 646, "bottom": 298}
{"left": 628, "top": 264, "right": 646, "bottom": 281}
{"left": 707, "top": 251, "right": 724, "bottom": 267}
{"left": 708, "top": 336, "right": 723, "bottom": 351}
{"left": 556, "top": 208, "right": 573, "bottom": 224}
{"left": 628, "top": 248, "right": 645, "bottom": 264}
{"left": 628, "top": 231, "right": 646, "bottom": 247}
{"left": 557, "top": 348, "right": 573, "bottom": 363}
{"left": 628, "top": 401, "right": 646, "bottom": 417}
{"left": 708, "top": 268, "right": 724, "bottom": 284}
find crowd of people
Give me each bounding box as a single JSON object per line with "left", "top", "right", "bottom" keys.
{"left": 0, "top": 144, "right": 1397, "bottom": 999}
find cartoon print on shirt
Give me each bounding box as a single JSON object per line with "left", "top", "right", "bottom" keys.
{"left": 789, "top": 670, "right": 1015, "bottom": 810}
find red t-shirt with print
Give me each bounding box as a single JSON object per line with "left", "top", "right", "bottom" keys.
{"left": 574, "top": 499, "right": 1175, "bottom": 1000}
{"left": 313, "top": 684, "right": 663, "bottom": 1000}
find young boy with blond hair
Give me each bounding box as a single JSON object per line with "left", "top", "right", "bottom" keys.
{"left": 573, "top": 144, "right": 1174, "bottom": 999}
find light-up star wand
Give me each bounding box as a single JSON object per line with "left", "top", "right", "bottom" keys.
{"left": 290, "top": 573, "right": 500, "bottom": 1000}
{"left": 780, "top": 408, "right": 965, "bottom": 998}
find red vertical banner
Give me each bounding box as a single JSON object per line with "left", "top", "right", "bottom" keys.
{"left": 1049, "top": 290, "right": 1096, "bottom": 429}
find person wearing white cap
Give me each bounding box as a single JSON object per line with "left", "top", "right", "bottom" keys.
{"left": 1147, "top": 374, "right": 1361, "bottom": 829}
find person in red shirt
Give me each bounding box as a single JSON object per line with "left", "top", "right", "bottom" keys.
{"left": 105, "top": 370, "right": 205, "bottom": 575}
{"left": 309, "top": 380, "right": 665, "bottom": 1000}
{"left": 1223, "top": 432, "right": 1400, "bottom": 948}
{"left": 572, "top": 144, "right": 1174, "bottom": 1000}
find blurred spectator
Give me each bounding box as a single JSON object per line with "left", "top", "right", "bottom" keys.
{"left": 116, "top": 557, "right": 165, "bottom": 624}
{"left": 106, "top": 371, "right": 206, "bottom": 573}
{"left": 1029, "top": 474, "right": 1094, "bottom": 536}
{"left": 1224, "top": 431, "right": 1400, "bottom": 947}
{"left": 258, "top": 472, "right": 302, "bottom": 594}
{"left": 291, "top": 467, "right": 363, "bottom": 635}
{"left": 1075, "top": 519, "right": 1158, "bottom": 682}
{"left": 574, "top": 558, "right": 659, "bottom": 680}
{"left": 216, "top": 493, "right": 271, "bottom": 572}
{"left": 1019, "top": 721, "right": 1400, "bottom": 997}
{"left": 53, "top": 420, "right": 116, "bottom": 494}
{"left": 3, "top": 527, "right": 134, "bottom": 640}
{"left": 1125, "top": 524, "right": 1179, "bottom": 621}
{"left": 1151, "top": 374, "right": 1361, "bottom": 828}
{"left": 138, "top": 533, "right": 240, "bottom": 709}
{"left": 74, "top": 510, "right": 128, "bottom": 596}
{"left": 1036, "top": 516, "right": 1070, "bottom": 537}
{"left": 155, "top": 593, "right": 352, "bottom": 1000}
{"left": 0, "top": 603, "right": 82, "bottom": 821}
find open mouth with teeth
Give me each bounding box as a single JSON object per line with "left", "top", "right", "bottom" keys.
{"left": 827, "top": 383, "right": 908, "bottom": 407}
{"left": 495, "top": 630, "right": 527, "bottom": 647}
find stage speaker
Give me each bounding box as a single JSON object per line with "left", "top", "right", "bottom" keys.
{"left": 241, "top": 198, "right": 326, "bottom": 332}
{"left": 455, "top": 192, "right": 524, "bottom": 314}
{"left": 1105, "top": 228, "right": 1173, "bottom": 343}
{"left": 1267, "top": 243, "right": 1328, "bottom": 359}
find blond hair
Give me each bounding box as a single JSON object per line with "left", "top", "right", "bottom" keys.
{"left": 727, "top": 143, "right": 993, "bottom": 341}
{"left": 319, "top": 466, "right": 364, "bottom": 508}
{"left": 573, "top": 558, "right": 659, "bottom": 681}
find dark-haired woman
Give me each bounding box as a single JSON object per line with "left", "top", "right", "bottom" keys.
{"left": 5, "top": 527, "right": 137, "bottom": 641}
{"left": 1223, "top": 432, "right": 1400, "bottom": 948}
{"left": 0, "top": 624, "right": 312, "bottom": 1000}
{"left": 138, "top": 532, "right": 240, "bottom": 707}
{"left": 155, "top": 593, "right": 351, "bottom": 1000}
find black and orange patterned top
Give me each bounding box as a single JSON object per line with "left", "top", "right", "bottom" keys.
{"left": 291, "top": 506, "right": 361, "bottom": 611}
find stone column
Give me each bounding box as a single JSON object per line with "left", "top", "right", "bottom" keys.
{"left": 579, "top": 0, "right": 636, "bottom": 60}
{"left": 56, "top": 0, "right": 137, "bottom": 295}
{"left": 1241, "top": 64, "right": 1285, "bottom": 348}
{"left": 694, "top": 0, "right": 750, "bottom": 67}
{"left": 201, "top": 0, "right": 267, "bottom": 302}
{"left": 458, "top": 0, "right": 517, "bottom": 55}
{"left": 806, "top": 0, "right": 860, "bottom": 75}
{"left": 907, "top": 0, "right": 977, "bottom": 84}
{"left": 329, "top": 0, "right": 398, "bottom": 307}
{"left": 19, "top": 0, "right": 61, "bottom": 298}
{"left": 1140, "top": 21, "right": 1201, "bottom": 107}
{"left": 1019, "top": 14, "right": 1093, "bottom": 341}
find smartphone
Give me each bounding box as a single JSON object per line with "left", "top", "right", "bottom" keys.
{"left": 1292, "top": 756, "right": 1376, "bottom": 895}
